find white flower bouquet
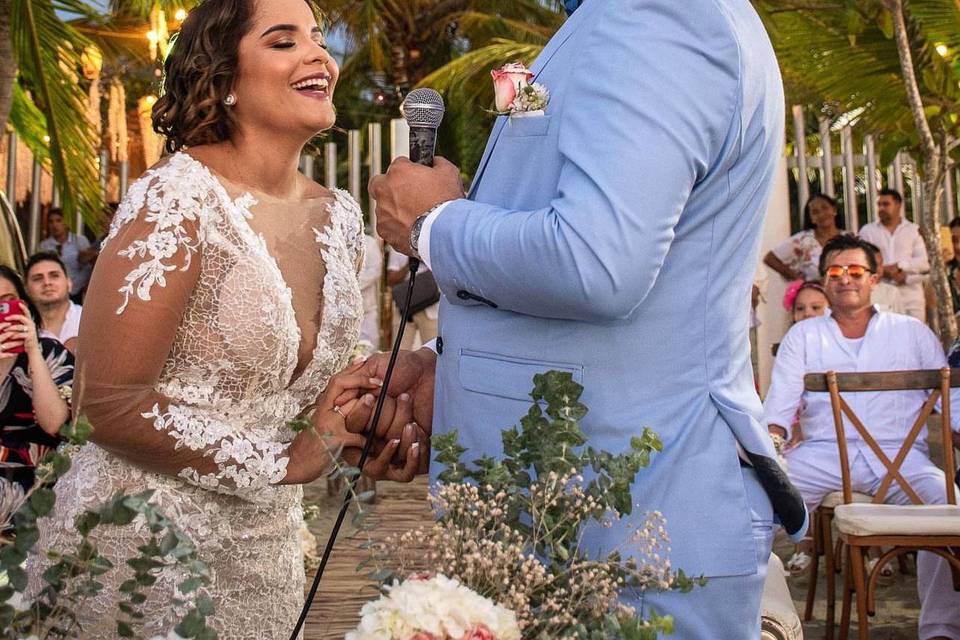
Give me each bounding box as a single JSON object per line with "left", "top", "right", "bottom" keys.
{"left": 347, "top": 574, "right": 520, "bottom": 640}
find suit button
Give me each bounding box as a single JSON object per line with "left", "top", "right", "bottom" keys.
{"left": 456, "top": 290, "right": 470, "bottom": 300}
{"left": 436, "top": 336, "right": 444, "bottom": 354}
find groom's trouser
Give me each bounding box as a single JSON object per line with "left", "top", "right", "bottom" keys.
{"left": 640, "top": 466, "right": 773, "bottom": 639}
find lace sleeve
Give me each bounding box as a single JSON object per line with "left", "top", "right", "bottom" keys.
{"left": 76, "top": 162, "right": 290, "bottom": 501}
{"left": 339, "top": 190, "right": 365, "bottom": 276}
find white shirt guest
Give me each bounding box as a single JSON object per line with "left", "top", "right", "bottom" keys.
{"left": 358, "top": 234, "right": 383, "bottom": 348}
{"left": 38, "top": 210, "right": 94, "bottom": 298}
{"left": 764, "top": 234, "right": 960, "bottom": 639}
{"left": 858, "top": 189, "right": 929, "bottom": 321}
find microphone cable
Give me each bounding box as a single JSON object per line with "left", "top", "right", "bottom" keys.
{"left": 289, "top": 258, "right": 421, "bottom": 640}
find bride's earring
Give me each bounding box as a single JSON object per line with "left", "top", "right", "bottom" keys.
{"left": 224, "top": 94, "right": 237, "bottom": 106}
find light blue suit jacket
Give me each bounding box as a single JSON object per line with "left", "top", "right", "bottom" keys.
{"left": 428, "top": 0, "right": 807, "bottom": 579}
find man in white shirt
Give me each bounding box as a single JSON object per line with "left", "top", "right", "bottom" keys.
{"left": 358, "top": 233, "right": 383, "bottom": 349}
{"left": 37, "top": 209, "right": 94, "bottom": 300}
{"left": 858, "top": 189, "right": 930, "bottom": 322}
{"left": 764, "top": 234, "right": 960, "bottom": 640}
{"left": 25, "top": 252, "right": 82, "bottom": 353}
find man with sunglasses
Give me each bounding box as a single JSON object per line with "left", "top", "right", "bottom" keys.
{"left": 764, "top": 234, "right": 960, "bottom": 640}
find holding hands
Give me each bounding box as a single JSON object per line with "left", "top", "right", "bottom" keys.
{"left": 289, "top": 350, "right": 437, "bottom": 484}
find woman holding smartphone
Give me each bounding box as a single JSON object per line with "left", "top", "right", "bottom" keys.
{"left": 0, "top": 265, "right": 73, "bottom": 501}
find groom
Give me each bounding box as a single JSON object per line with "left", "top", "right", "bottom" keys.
{"left": 362, "top": 0, "right": 806, "bottom": 636}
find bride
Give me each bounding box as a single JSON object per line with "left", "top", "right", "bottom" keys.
{"left": 32, "top": 0, "right": 420, "bottom": 637}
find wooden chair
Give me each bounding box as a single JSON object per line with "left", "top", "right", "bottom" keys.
{"left": 798, "top": 484, "right": 870, "bottom": 640}
{"left": 805, "top": 368, "right": 960, "bottom": 640}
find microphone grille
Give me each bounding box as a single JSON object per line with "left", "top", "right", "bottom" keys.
{"left": 401, "top": 88, "right": 445, "bottom": 129}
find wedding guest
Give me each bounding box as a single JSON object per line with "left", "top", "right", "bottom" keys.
{"left": 38, "top": 209, "right": 94, "bottom": 302}
{"left": 858, "top": 189, "right": 929, "bottom": 322}
{"left": 24, "top": 252, "right": 81, "bottom": 353}
{"left": 387, "top": 246, "right": 438, "bottom": 349}
{"left": 764, "top": 194, "right": 844, "bottom": 282}
{"left": 778, "top": 279, "right": 830, "bottom": 574}
{"left": 0, "top": 265, "right": 73, "bottom": 497}
{"left": 764, "top": 234, "right": 960, "bottom": 639}
{"left": 946, "top": 217, "right": 960, "bottom": 312}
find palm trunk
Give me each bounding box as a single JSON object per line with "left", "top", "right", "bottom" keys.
{"left": 885, "top": 0, "right": 956, "bottom": 346}
{"left": 0, "top": 0, "right": 16, "bottom": 133}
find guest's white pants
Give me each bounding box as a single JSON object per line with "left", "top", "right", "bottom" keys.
{"left": 786, "top": 442, "right": 960, "bottom": 639}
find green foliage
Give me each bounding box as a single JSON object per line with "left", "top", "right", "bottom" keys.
{"left": 9, "top": 0, "right": 105, "bottom": 228}
{"left": 436, "top": 371, "right": 662, "bottom": 537}
{"left": 0, "top": 416, "right": 217, "bottom": 639}
{"left": 426, "top": 371, "right": 699, "bottom": 638}
{"left": 753, "top": 0, "right": 960, "bottom": 161}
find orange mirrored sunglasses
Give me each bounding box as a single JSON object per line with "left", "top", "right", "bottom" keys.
{"left": 824, "top": 264, "right": 873, "bottom": 280}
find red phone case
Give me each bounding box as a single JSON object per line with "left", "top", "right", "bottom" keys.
{"left": 0, "top": 301, "right": 26, "bottom": 354}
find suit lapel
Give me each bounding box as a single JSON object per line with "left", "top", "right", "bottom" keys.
{"left": 468, "top": 6, "right": 592, "bottom": 197}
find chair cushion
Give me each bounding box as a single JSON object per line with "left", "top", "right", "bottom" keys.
{"left": 819, "top": 490, "right": 873, "bottom": 509}
{"left": 834, "top": 503, "right": 960, "bottom": 536}
{"left": 761, "top": 553, "right": 803, "bottom": 640}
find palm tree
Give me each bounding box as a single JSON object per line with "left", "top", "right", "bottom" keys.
{"left": 754, "top": 0, "right": 960, "bottom": 344}
{"left": 0, "top": 0, "right": 187, "bottom": 229}
{"left": 325, "top": 0, "right": 563, "bottom": 173}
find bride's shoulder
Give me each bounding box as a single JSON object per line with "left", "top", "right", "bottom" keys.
{"left": 109, "top": 152, "right": 222, "bottom": 239}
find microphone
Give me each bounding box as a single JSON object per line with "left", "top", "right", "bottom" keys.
{"left": 288, "top": 90, "right": 446, "bottom": 640}
{"left": 401, "top": 88, "right": 445, "bottom": 167}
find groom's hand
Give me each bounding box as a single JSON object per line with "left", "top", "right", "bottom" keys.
{"left": 340, "top": 348, "right": 437, "bottom": 474}
{"left": 368, "top": 156, "right": 464, "bottom": 255}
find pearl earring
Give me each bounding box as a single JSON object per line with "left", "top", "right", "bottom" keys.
{"left": 224, "top": 94, "right": 237, "bottom": 106}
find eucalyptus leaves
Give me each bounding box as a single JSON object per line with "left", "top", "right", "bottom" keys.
{"left": 0, "top": 417, "right": 216, "bottom": 640}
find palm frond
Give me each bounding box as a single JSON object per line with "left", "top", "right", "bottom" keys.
{"left": 454, "top": 11, "right": 558, "bottom": 47}
{"left": 8, "top": 83, "right": 49, "bottom": 163}
{"left": 12, "top": 0, "right": 102, "bottom": 228}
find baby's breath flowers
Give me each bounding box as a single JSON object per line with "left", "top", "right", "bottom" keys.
{"left": 361, "top": 372, "right": 701, "bottom": 639}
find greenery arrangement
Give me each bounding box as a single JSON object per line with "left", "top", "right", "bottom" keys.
{"left": 358, "top": 371, "right": 703, "bottom": 640}
{"left": 0, "top": 416, "right": 216, "bottom": 640}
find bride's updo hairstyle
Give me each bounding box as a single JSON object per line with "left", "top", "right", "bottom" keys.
{"left": 152, "top": 0, "right": 322, "bottom": 153}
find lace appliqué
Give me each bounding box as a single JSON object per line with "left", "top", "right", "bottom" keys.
{"left": 110, "top": 154, "right": 220, "bottom": 314}
{"left": 32, "top": 152, "right": 363, "bottom": 639}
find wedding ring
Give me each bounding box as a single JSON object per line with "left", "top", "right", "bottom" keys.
{"left": 332, "top": 405, "right": 345, "bottom": 418}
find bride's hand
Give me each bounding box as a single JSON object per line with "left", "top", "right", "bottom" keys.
{"left": 285, "top": 364, "right": 382, "bottom": 484}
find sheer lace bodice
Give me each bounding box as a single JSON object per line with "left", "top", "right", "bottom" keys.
{"left": 33, "top": 152, "right": 364, "bottom": 639}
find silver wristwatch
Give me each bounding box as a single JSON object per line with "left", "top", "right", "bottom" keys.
{"left": 410, "top": 203, "right": 446, "bottom": 258}
{"left": 409, "top": 214, "right": 428, "bottom": 258}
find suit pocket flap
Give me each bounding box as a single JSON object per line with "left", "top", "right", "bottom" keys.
{"left": 503, "top": 114, "right": 551, "bottom": 138}
{"left": 459, "top": 349, "right": 583, "bottom": 401}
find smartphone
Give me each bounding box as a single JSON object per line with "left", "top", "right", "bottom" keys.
{"left": 0, "top": 301, "right": 26, "bottom": 354}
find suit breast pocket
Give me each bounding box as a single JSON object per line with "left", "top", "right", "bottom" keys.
{"left": 459, "top": 349, "right": 583, "bottom": 401}
{"left": 502, "top": 115, "right": 552, "bottom": 138}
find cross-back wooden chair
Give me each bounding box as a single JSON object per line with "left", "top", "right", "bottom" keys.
{"left": 804, "top": 368, "right": 960, "bottom": 640}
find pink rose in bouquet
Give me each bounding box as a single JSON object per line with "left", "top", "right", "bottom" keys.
{"left": 460, "top": 625, "right": 494, "bottom": 640}
{"left": 491, "top": 63, "right": 534, "bottom": 113}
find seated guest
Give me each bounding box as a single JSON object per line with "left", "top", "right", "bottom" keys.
{"left": 38, "top": 208, "right": 93, "bottom": 302}
{"left": 0, "top": 266, "right": 73, "bottom": 502}
{"left": 764, "top": 234, "right": 960, "bottom": 639}
{"left": 24, "top": 252, "right": 82, "bottom": 353}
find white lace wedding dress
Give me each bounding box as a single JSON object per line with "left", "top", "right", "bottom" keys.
{"left": 32, "top": 152, "right": 364, "bottom": 639}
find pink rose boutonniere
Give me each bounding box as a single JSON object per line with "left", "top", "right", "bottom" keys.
{"left": 490, "top": 62, "right": 549, "bottom": 116}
